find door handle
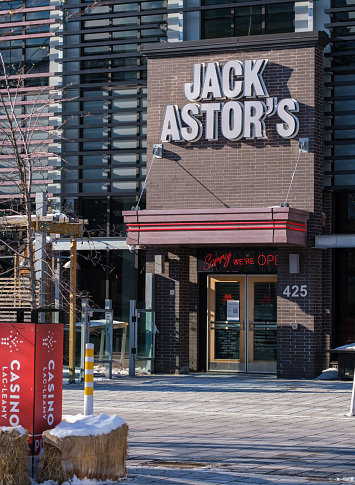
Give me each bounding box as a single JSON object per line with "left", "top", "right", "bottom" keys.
{"left": 249, "top": 322, "right": 277, "bottom": 330}
{"left": 210, "top": 321, "right": 244, "bottom": 330}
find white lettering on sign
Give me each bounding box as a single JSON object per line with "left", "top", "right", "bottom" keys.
{"left": 42, "top": 359, "right": 55, "bottom": 426}
{"left": 283, "top": 285, "right": 308, "bottom": 298}
{"left": 2, "top": 366, "right": 8, "bottom": 419}
{"left": 9, "top": 360, "right": 20, "bottom": 426}
{"left": 161, "top": 59, "right": 299, "bottom": 143}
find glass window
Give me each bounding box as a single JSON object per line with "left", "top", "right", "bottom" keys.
{"left": 112, "top": 167, "right": 137, "bottom": 177}
{"left": 110, "top": 197, "right": 137, "bottom": 236}
{"left": 235, "top": 6, "right": 262, "bottom": 37}
{"left": 82, "top": 182, "right": 108, "bottom": 193}
{"left": 333, "top": 11, "right": 355, "bottom": 22}
{"left": 266, "top": 3, "right": 294, "bottom": 34}
{"left": 334, "top": 55, "right": 355, "bottom": 67}
{"left": 82, "top": 169, "right": 108, "bottom": 179}
{"left": 203, "top": 8, "right": 231, "bottom": 39}
{"left": 83, "top": 45, "right": 110, "bottom": 55}
{"left": 112, "top": 57, "right": 137, "bottom": 69}
{"left": 82, "top": 128, "right": 108, "bottom": 138}
{"left": 80, "top": 197, "right": 107, "bottom": 231}
{"left": 112, "top": 44, "right": 138, "bottom": 53}
{"left": 112, "top": 96, "right": 137, "bottom": 108}
{"left": 334, "top": 100, "right": 355, "bottom": 110}
{"left": 141, "top": 14, "right": 165, "bottom": 23}
{"left": 26, "top": 11, "right": 50, "bottom": 20}
{"left": 84, "top": 19, "right": 110, "bottom": 28}
{"left": 112, "top": 112, "right": 137, "bottom": 122}
{"left": 112, "top": 126, "right": 137, "bottom": 137}
{"left": 112, "top": 140, "right": 137, "bottom": 149}
{"left": 112, "top": 30, "right": 138, "bottom": 39}
{"left": 334, "top": 247, "right": 355, "bottom": 348}
{"left": 26, "top": 24, "right": 49, "bottom": 34}
{"left": 141, "top": 1, "right": 166, "bottom": 10}
{"left": 334, "top": 85, "right": 355, "bottom": 96}
{"left": 111, "top": 71, "right": 137, "bottom": 82}
{"left": 140, "top": 27, "right": 166, "bottom": 37}
{"left": 111, "top": 181, "right": 137, "bottom": 191}
{"left": 84, "top": 32, "right": 110, "bottom": 41}
{"left": 83, "top": 99, "right": 108, "bottom": 111}
{"left": 334, "top": 130, "right": 355, "bottom": 140}
{"left": 82, "top": 140, "right": 109, "bottom": 150}
{"left": 85, "top": 5, "right": 109, "bottom": 14}
{"left": 114, "top": 3, "right": 138, "bottom": 12}
{"left": 112, "top": 16, "right": 138, "bottom": 26}
{"left": 111, "top": 154, "right": 137, "bottom": 164}
{"left": 82, "top": 59, "right": 110, "bottom": 70}
{"left": 82, "top": 155, "right": 108, "bottom": 166}
{"left": 333, "top": 26, "right": 355, "bottom": 36}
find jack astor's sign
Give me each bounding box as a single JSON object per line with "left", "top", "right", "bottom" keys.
{"left": 161, "top": 59, "right": 299, "bottom": 143}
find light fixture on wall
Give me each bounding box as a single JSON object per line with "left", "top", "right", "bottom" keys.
{"left": 289, "top": 254, "right": 300, "bottom": 274}
{"left": 63, "top": 260, "right": 81, "bottom": 270}
{"left": 155, "top": 254, "right": 165, "bottom": 274}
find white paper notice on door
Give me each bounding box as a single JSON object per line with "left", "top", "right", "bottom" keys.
{"left": 227, "top": 300, "right": 240, "bottom": 321}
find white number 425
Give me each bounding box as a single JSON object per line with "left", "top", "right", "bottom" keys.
{"left": 283, "top": 285, "right": 308, "bottom": 298}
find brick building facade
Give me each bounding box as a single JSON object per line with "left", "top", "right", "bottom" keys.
{"left": 124, "top": 31, "right": 331, "bottom": 379}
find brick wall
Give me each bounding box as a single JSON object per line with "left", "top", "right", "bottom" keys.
{"left": 147, "top": 45, "right": 321, "bottom": 213}
{"left": 143, "top": 33, "right": 330, "bottom": 378}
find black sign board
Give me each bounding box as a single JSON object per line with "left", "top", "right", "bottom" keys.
{"left": 197, "top": 249, "right": 278, "bottom": 274}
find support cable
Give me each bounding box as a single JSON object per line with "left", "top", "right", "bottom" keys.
{"left": 135, "top": 152, "right": 157, "bottom": 211}
{"left": 284, "top": 148, "right": 302, "bottom": 207}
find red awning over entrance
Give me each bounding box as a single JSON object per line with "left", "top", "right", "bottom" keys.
{"left": 123, "top": 207, "right": 310, "bottom": 247}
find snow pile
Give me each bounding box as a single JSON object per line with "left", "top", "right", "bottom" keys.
{"left": 0, "top": 425, "right": 27, "bottom": 436}
{"left": 335, "top": 343, "right": 355, "bottom": 350}
{"left": 316, "top": 368, "right": 338, "bottom": 380}
{"left": 32, "top": 477, "right": 124, "bottom": 484}
{"left": 93, "top": 365, "right": 128, "bottom": 377}
{"left": 49, "top": 414, "right": 126, "bottom": 438}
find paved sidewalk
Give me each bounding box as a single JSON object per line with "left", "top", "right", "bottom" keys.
{"left": 62, "top": 374, "right": 355, "bottom": 484}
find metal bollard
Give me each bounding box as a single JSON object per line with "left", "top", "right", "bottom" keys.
{"left": 84, "top": 343, "right": 94, "bottom": 415}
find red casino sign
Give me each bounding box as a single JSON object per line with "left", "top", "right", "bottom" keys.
{"left": 0, "top": 323, "right": 63, "bottom": 455}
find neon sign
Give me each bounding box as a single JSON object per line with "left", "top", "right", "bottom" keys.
{"left": 161, "top": 59, "right": 299, "bottom": 143}
{"left": 197, "top": 250, "right": 278, "bottom": 274}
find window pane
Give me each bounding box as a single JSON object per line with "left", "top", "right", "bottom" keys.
{"left": 235, "top": 6, "right": 262, "bottom": 37}
{"left": 266, "top": 3, "right": 294, "bottom": 34}
{"left": 203, "top": 8, "right": 232, "bottom": 39}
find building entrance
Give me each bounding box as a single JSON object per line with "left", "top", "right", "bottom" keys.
{"left": 207, "top": 275, "right": 277, "bottom": 373}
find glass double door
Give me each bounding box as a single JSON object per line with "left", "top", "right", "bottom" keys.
{"left": 208, "top": 275, "right": 277, "bottom": 373}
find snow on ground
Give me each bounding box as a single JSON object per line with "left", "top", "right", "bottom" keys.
{"left": 50, "top": 413, "right": 126, "bottom": 438}
{"left": 315, "top": 367, "right": 339, "bottom": 380}
{"left": 31, "top": 477, "right": 124, "bottom": 484}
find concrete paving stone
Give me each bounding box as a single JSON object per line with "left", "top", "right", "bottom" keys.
{"left": 62, "top": 374, "right": 355, "bottom": 484}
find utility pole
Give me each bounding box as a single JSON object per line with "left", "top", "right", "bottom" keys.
{"left": 69, "top": 235, "right": 77, "bottom": 383}
{"left": 35, "top": 193, "right": 47, "bottom": 322}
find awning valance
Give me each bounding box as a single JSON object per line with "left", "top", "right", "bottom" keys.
{"left": 123, "top": 207, "right": 310, "bottom": 247}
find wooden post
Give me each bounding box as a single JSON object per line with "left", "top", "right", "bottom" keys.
{"left": 69, "top": 236, "right": 77, "bottom": 383}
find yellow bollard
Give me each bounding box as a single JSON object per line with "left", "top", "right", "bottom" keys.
{"left": 84, "top": 343, "right": 94, "bottom": 415}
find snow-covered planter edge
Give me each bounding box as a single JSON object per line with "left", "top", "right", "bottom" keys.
{"left": 36, "top": 414, "right": 128, "bottom": 484}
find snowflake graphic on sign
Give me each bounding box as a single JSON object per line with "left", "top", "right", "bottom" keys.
{"left": 0, "top": 330, "right": 24, "bottom": 353}
{"left": 42, "top": 331, "right": 57, "bottom": 352}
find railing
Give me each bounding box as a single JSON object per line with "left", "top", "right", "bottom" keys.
{"left": 0, "top": 277, "right": 39, "bottom": 322}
